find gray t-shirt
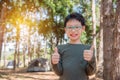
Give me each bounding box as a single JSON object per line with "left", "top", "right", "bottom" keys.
{"left": 52, "top": 43, "right": 96, "bottom": 80}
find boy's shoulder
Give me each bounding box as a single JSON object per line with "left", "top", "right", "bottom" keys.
{"left": 82, "top": 44, "right": 92, "bottom": 50}
{"left": 57, "top": 44, "right": 68, "bottom": 49}
{"left": 57, "top": 43, "right": 91, "bottom": 49}
{"left": 57, "top": 44, "right": 69, "bottom": 54}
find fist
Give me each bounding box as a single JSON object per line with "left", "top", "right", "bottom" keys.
{"left": 83, "top": 46, "right": 94, "bottom": 62}
{"left": 51, "top": 47, "right": 60, "bottom": 64}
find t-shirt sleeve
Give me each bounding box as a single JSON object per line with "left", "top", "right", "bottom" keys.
{"left": 51, "top": 46, "right": 63, "bottom": 76}
{"left": 85, "top": 46, "right": 96, "bottom": 76}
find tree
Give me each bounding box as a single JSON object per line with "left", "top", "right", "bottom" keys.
{"left": 111, "top": 0, "right": 120, "bottom": 79}
{"left": 37, "top": 0, "right": 74, "bottom": 52}
{"left": 101, "top": 0, "right": 114, "bottom": 79}
{"left": 77, "top": 0, "right": 93, "bottom": 44}
{"left": 98, "top": 0, "right": 104, "bottom": 78}
{"left": 5, "top": 0, "right": 40, "bottom": 69}
{"left": 0, "top": 2, "right": 7, "bottom": 62}
{"left": 92, "top": 0, "right": 97, "bottom": 64}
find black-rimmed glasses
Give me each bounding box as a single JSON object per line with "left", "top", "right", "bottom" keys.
{"left": 65, "top": 26, "right": 82, "bottom": 31}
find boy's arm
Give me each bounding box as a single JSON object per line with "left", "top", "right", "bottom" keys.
{"left": 51, "top": 58, "right": 63, "bottom": 76}
{"left": 85, "top": 53, "right": 96, "bottom": 75}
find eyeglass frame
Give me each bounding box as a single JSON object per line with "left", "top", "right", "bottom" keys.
{"left": 65, "top": 26, "right": 82, "bottom": 31}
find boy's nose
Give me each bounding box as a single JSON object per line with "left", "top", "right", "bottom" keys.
{"left": 71, "top": 29, "right": 75, "bottom": 31}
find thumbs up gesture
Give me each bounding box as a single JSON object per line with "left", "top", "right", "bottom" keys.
{"left": 51, "top": 47, "right": 60, "bottom": 64}
{"left": 83, "top": 45, "right": 94, "bottom": 62}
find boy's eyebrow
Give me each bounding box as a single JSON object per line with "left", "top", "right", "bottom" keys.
{"left": 66, "top": 24, "right": 82, "bottom": 26}
{"left": 66, "top": 26, "right": 82, "bottom": 27}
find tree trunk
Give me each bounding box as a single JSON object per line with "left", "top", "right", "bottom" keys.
{"left": 14, "top": 41, "right": 18, "bottom": 70}
{"left": 0, "top": 3, "right": 7, "bottom": 62}
{"left": 36, "top": 38, "right": 41, "bottom": 58}
{"left": 92, "top": 0, "right": 97, "bottom": 64}
{"left": 17, "top": 26, "right": 20, "bottom": 68}
{"left": 23, "top": 45, "right": 26, "bottom": 67}
{"left": 97, "top": 0, "right": 104, "bottom": 78}
{"left": 111, "top": 0, "right": 120, "bottom": 79}
{"left": 3, "top": 31, "right": 7, "bottom": 68}
{"left": 28, "top": 27, "right": 32, "bottom": 64}
{"left": 44, "top": 37, "right": 47, "bottom": 58}
{"left": 14, "top": 26, "right": 20, "bottom": 70}
{"left": 17, "top": 43, "right": 20, "bottom": 68}
{"left": 33, "top": 37, "right": 37, "bottom": 59}
{"left": 101, "top": 0, "right": 114, "bottom": 80}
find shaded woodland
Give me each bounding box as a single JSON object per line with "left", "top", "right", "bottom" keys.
{"left": 0, "top": 0, "right": 120, "bottom": 80}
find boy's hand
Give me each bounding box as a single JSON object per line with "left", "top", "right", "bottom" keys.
{"left": 83, "top": 45, "right": 94, "bottom": 62}
{"left": 51, "top": 47, "right": 60, "bottom": 64}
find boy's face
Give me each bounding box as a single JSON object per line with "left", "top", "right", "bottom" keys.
{"left": 65, "top": 19, "right": 85, "bottom": 42}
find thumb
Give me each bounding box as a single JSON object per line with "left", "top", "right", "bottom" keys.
{"left": 54, "top": 47, "right": 59, "bottom": 54}
{"left": 90, "top": 45, "right": 94, "bottom": 51}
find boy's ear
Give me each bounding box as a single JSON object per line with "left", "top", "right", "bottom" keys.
{"left": 82, "top": 26, "right": 85, "bottom": 31}
{"left": 64, "top": 27, "right": 67, "bottom": 32}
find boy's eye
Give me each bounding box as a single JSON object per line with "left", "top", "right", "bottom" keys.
{"left": 75, "top": 26, "right": 79, "bottom": 29}
{"left": 69, "top": 27, "right": 73, "bottom": 29}
{"left": 66, "top": 26, "right": 82, "bottom": 30}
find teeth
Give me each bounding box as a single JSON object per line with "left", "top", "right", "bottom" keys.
{"left": 70, "top": 34, "right": 77, "bottom": 37}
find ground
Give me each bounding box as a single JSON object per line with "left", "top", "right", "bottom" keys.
{"left": 0, "top": 72, "right": 58, "bottom": 80}
{"left": 0, "top": 68, "right": 59, "bottom": 80}
{"left": 0, "top": 68, "right": 102, "bottom": 80}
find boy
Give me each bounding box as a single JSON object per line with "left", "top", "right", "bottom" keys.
{"left": 51, "top": 12, "right": 96, "bottom": 80}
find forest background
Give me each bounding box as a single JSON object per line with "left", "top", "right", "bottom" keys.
{"left": 0, "top": 0, "right": 120, "bottom": 80}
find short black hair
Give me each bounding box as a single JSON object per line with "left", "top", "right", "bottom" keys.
{"left": 64, "top": 12, "right": 85, "bottom": 27}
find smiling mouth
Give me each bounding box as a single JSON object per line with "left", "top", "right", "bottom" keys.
{"left": 70, "top": 34, "right": 78, "bottom": 37}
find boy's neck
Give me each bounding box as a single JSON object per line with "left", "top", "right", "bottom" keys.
{"left": 69, "top": 40, "right": 81, "bottom": 44}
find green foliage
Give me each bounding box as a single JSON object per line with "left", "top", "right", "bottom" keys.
{"left": 80, "top": 31, "right": 87, "bottom": 44}
{"left": 38, "top": 19, "right": 52, "bottom": 37}
{"left": 1, "top": 0, "right": 100, "bottom": 65}
{"left": 36, "top": 0, "right": 75, "bottom": 46}
{"left": 74, "top": 0, "right": 100, "bottom": 44}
